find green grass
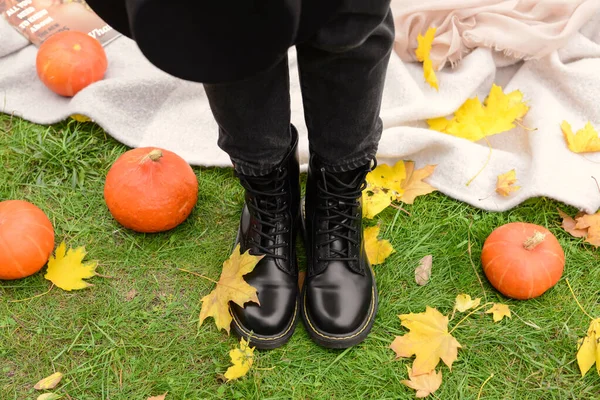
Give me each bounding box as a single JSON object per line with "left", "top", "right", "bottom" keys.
{"left": 0, "top": 113, "right": 599, "bottom": 400}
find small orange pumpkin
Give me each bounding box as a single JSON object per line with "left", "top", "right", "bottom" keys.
{"left": 36, "top": 30, "right": 107, "bottom": 97}
{"left": 104, "top": 148, "right": 198, "bottom": 233}
{"left": 481, "top": 222, "right": 565, "bottom": 300}
{"left": 0, "top": 200, "right": 55, "bottom": 280}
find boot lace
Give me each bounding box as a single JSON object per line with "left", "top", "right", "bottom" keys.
{"left": 315, "top": 162, "right": 374, "bottom": 262}
{"left": 238, "top": 169, "right": 289, "bottom": 260}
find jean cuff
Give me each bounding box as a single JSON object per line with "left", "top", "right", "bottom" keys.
{"left": 313, "top": 146, "right": 377, "bottom": 173}
{"left": 231, "top": 159, "right": 279, "bottom": 177}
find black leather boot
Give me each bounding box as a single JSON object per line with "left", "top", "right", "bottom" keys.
{"left": 229, "top": 128, "right": 301, "bottom": 350}
{"left": 301, "top": 155, "right": 378, "bottom": 349}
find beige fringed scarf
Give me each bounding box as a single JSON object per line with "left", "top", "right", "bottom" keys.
{"left": 392, "top": 0, "right": 600, "bottom": 68}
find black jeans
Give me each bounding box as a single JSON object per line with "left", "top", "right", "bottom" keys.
{"left": 203, "top": 3, "right": 394, "bottom": 176}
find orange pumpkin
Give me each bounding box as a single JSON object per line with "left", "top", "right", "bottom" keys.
{"left": 481, "top": 222, "right": 565, "bottom": 300}
{"left": 36, "top": 30, "right": 107, "bottom": 97}
{"left": 104, "top": 148, "right": 198, "bottom": 233}
{"left": 0, "top": 200, "right": 55, "bottom": 280}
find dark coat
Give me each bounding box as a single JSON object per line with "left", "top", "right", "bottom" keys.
{"left": 85, "top": 0, "right": 342, "bottom": 83}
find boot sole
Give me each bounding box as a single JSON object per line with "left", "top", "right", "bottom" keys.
{"left": 230, "top": 298, "right": 299, "bottom": 350}
{"left": 299, "top": 197, "right": 378, "bottom": 349}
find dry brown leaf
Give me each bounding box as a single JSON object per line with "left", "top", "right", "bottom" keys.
{"left": 147, "top": 393, "right": 167, "bottom": 400}
{"left": 401, "top": 366, "right": 442, "bottom": 398}
{"left": 558, "top": 208, "right": 588, "bottom": 238}
{"left": 398, "top": 161, "right": 437, "bottom": 204}
{"left": 575, "top": 213, "right": 600, "bottom": 247}
{"left": 125, "top": 288, "right": 138, "bottom": 301}
{"left": 298, "top": 271, "right": 306, "bottom": 290}
{"left": 415, "top": 255, "right": 433, "bottom": 286}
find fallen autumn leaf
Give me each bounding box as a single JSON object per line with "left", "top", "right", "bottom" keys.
{"left": 485, "top": 303, "right": 511, "bottom": 322}
{"left": 496, "top": 169, "right": 520, "bottom": 197}
{"left": 364, "top": 225, "right": 395, "bottom": 265}
{"left": 390, "top": 306, "right": 462, "bottom": 375}
{"left": 199, "top": 244, "right": 262, "bottom": 333}
{"left": 45, "top": 242, "right": 97, "bottom": 291}
{"left": 415, "top": 27, "right": 438, "bottom": 90}
{"left": 454, "top": 294, "right": 481, "bottom": 313}
{"left": 561, "top": 121, "right": 600, "bottom": 153}
{"left": 427, "top": 84, "right": 529, "bottom": 142}
{"left": 401, "top": 366, "right": 442, "bottom": 398}
{"left": 34, "top": 372, "right": 63, "bottom": 390}
{"left": 225, "top": 337, "right": 255, "bottom": 381}
{"left": 414, "top": 255, "right": 433, "bottom": 286}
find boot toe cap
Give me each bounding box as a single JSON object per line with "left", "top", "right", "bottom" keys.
{"left": 304, "top": 265, "right": 375, "bottom": 336}
{"left": 231, "top": 283, "right": 298, "bottom": 337}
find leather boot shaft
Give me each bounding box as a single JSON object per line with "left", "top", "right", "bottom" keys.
{"left": 301, "top": 155, "right": 378, "bottom": 348}
{"left": 229, "top": 126, "right": 301, "bottom": 349}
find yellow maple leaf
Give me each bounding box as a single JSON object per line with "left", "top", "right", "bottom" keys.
{"left": 427, "top": 84, "right": 529, "bottom": 142}
{"left": 575, "top": 213, "right": 600, "bottom": 247}
{"left": 362, "top": 188, "right": 394, "bottom": 220}
{"left": 224, "top": 337, "right": 255, "bottom": 381}
{"left": 367, "top": 161, "right": 407, "bottom": 194}
{"left": 482, "top": 85, "right": 529, "bottom": 135}
{"left": 70, "top": 114, "right": 91, "bottom": 122}
{"left": 485, "top": 303, "right": 511, "bottom": 322}
{"left": 199, "top": 244, "right": 262, "bottom": 333}
{"left": 495, "top": 169, "right": 520, "bottom": 197}
{"left": 362, "top": 161, "right": 406, "bottom": 219}
{"left": 401, "top": 366, "right": 442, "bottom": 398}
{"left": 44, "top": 243, "right": 97, "bottom": 291}
{"left": 390, "top": 306, "right": 462, "bottom": 375}
{"left": 577, "top": 318, "right": 600, "bottom": 377}
{"left": 561, "top": 121, "right": 600, "bottom": 153}
{"left": 415, "top": 27, "right": 438, "bottom": 90}
{"left": 397, "top": 161, "right": 437, "bottom": 204}
{"left": 364, "top": 225, "right": 395, "bottom": 265}
{"left": 454, "top": 294, "right": 481, "bottom": 313}
{"left": 33, "top": 372, "right": 63, "bottom": 390}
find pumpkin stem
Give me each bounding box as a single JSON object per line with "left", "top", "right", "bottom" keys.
{"left": 141, "top": 149, "right": 163, "bottom": 163}
{"left": 523, "top": 230, "right": 546, "bottom": 250}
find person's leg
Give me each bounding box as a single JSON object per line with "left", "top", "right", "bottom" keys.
{"left": 203, "top": 56, "right": 301, "bottom": 349}
{"left": 204, "top": 56, "right": 292, "bottom": 176}
{"left": 297, "top": 3, "right": 394, "bottom": 348}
